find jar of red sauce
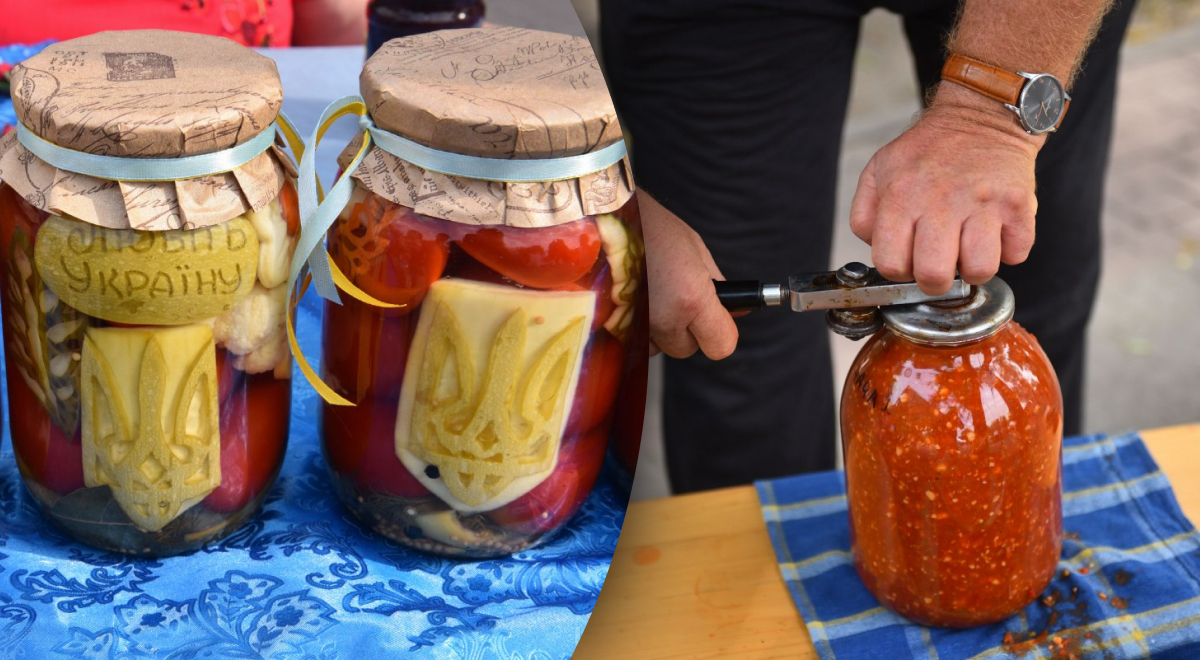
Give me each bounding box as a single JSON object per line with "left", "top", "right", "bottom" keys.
{"left": 841, "top": 278, "right": 1063, "bottom": 627}
{"left": 317, "top": 28, "right": 645, "bottom": 557}
{"left": 0, "top": 32, "right": 298, "bottom": 555}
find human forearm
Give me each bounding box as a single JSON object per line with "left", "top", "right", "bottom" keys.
{"left": 639, "top": 191, "right": 739, "bottom": 360}
{"left": 924, "top": 0, "right": 1117, "bottom": 150}
{"left": 948, "top": 0, "right": 1115, "bottom": 88}
{"left": 848, "top": 0, "right": 1119, "bottom": 294}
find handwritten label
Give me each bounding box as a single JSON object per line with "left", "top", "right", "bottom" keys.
{"left": 34, "top": 215, "right": 259, "bottom": 324}
{"left": 852, "top": 369, "right": 889, "bottom": 413}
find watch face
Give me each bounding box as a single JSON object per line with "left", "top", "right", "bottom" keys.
{"left": 1018, "top": 74, "right": 1066, "bottom": 133}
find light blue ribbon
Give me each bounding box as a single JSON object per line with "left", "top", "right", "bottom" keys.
{"left": 291, "top": 96, "right": 370, "bottom": 304}
{"left": 15, "top": 121, "right": 282, "bottom": 182}
{"left": 292, "top": 95, "right": 629, "bottom": 305}
{"left": 368, "top": 118, "right": 628, "bottom": 183}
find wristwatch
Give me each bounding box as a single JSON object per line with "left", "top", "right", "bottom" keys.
{"left": 940, "top": 54, "right": 1070, "bottom": 134}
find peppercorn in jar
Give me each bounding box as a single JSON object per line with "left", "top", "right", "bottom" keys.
{"left": 841, "top": 279, "right": 1063, "bottom": 627}
{"left": 300, "top": 27, "right": 646, "bottom": 558}
{"left": 0, "top": 31, "right": 300, "bottom": 555}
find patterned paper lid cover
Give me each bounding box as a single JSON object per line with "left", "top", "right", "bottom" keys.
{"left": 347, "top": 26, "right": 634, "bottom": 228}
{"left": 0, "top": 30, "right": 291, "bottom": 231}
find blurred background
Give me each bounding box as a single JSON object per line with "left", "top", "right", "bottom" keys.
{"left": 566, "top": 0, "right": 1200, "bottom": 501}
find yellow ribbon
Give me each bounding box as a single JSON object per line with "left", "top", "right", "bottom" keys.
{"left": 285, "top": 98, "right": 404, "bottom": 407}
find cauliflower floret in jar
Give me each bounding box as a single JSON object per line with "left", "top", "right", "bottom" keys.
{"left": 210, "top": 283, "right": 288, "bottom": 374}
{"left": 245, "top": 198, "right": 296, "bottom": 289}
{"left": 238, "top": 329, "right": 290, "bottom": 375}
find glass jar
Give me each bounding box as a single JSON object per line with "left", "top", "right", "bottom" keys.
{"left": 841, "top": 279, "right": 1063, "bottom": 627}
{"left": 0, "top": 31, "right": 297, "bottom": 556}
{"left": 315, "top": 28, "right": 644, "bottom": 558}
{"left": 320, "top": 188, "right": 644, "bottom": 557}
{"left": 366, "top": 0, "right": 486, "bottom": 57}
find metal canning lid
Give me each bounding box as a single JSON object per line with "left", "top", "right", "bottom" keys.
{"left": 881, "top": 277, "right": 1015, "bottom": 346}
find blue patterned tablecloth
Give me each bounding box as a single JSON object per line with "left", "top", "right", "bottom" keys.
{"left": 0, "top": 292, "right": 627, "bottom": 659}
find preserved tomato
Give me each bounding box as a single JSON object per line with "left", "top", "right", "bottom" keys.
{"left": 565, "top": 334, "right": 625, "bottom": 437}
{"left": 204, "top": 372, "right": 292, "bottom": 513}
{"left": 488, "top": 426, "right": 609, "bottom": 534}
{"left": 321, "top": 293, "right": 415, "bottom": 403}
{"left": 329, "top": 194, "right": 451, "bottom": 312}
{"left": 609, "top": 260, "right": 650, "bottom": 487}
{"left": 841, "top": 283, "right": 1063, "bottom": 627}
{"left": 456, "top": 218, "right": 602, "bottom": 289}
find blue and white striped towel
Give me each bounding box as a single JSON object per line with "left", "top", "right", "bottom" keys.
{"left": 756, "top": 433, "right": 1200, "bottom": 660}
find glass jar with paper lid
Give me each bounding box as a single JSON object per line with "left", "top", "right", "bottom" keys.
{"left": 0, "top": 31, "right": 301, "bottom": 556}
{"left": 301, "top": 27, "right": 646, "bottom": 558}
{"left": 840, "top": 279, "right": 1063, "bottom": 627}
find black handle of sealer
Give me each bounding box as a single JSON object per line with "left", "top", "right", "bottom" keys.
{"left": 714, "top": 280, "right": 765, "bottom": 313}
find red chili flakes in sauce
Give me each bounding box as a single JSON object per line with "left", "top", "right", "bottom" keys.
{"left": 842, "top": 323, "right": 1063, "bottom": 627}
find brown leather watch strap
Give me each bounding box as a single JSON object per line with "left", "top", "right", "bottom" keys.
{"left": 941, "top": 54, "right": 1025, "bottom": 106}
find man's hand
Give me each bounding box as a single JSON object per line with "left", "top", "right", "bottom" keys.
{"left": 640, "top": 192, "right": 739, "bottom": 360}
{"left": 849, "top": 83, "right": 1044, "bottom": 295}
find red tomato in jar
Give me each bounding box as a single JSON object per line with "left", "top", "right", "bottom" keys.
{"left": 331, "top": 202, "right": 450, "bottom": 312}
{"left": 0, "top": 185, "right": 42, "bottom": 252}
{"left": 5, "top": 359, "right": 49, "bottom": 481}
{"left": 442, "top": 252, "right": 515, "bottom": 287}
{"left": 551, "top": 259, "right": 616, "bottom": 334}
{"left": 322, "top": 398, "right": 430, "bottom": 498}
{"left": 487, "top": 427, "right": 608, "bottom": 535}
{"left": 279, "top": 179, "right": 301, "bottom": 236}
{"left": 44, "top": 425, "right": 86, "bottom": 496}
{"left": 216, "top": 347, "right": 243, "bottom": 405}
{"left": 456, "top": 217, "right": 601, "bottom": 289}
{"left": 203, "top": 373, "right": 291, "bottom": 513}
{"left": 6, "top": 366, "right": 85, "bottom": 495}
{"left": 565, "top": 334, "right": 625, "bottom": 437}
{"left": 450, "top": 252, "right": 616, "bottom": 333}
{"left": 611, "top": 288, "right": 650, "bottom": 475}
{"left": 611, "top": 351, "right": 649, "bottom": 475}
{"left": 321, "top": 295, "right": 414, "bottom": 404}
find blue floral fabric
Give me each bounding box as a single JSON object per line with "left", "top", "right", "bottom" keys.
{"left": 0, "top": 293, "right": 627, "bottom": 660}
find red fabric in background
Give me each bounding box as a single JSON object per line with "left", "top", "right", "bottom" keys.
{"left": 0, "top": 0, "right": 293, "bottom": 47}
